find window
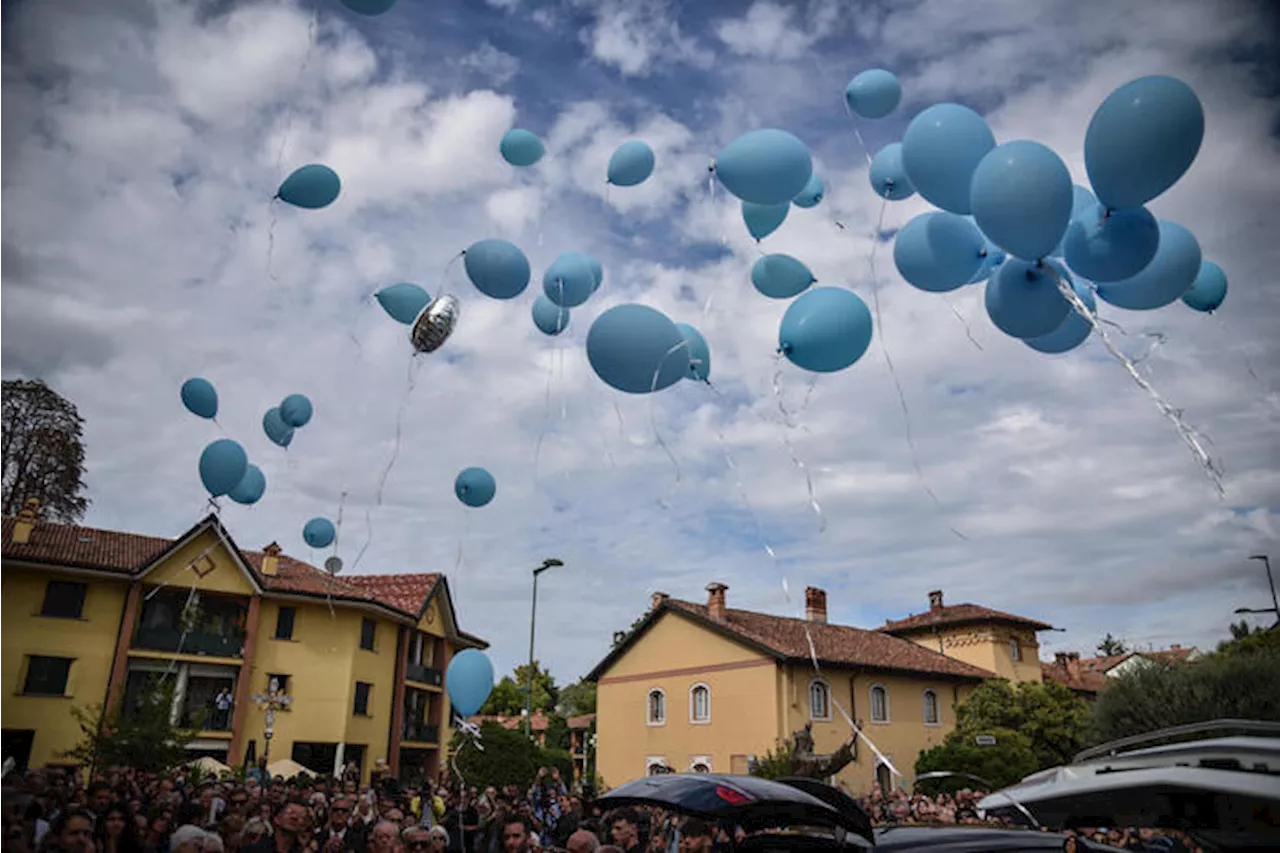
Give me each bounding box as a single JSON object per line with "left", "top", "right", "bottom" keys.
{"left": 808, "top": 679, "right": 830, "bottom": 720}
{"left": 360, "top": 618, "right": 377, "bottom": 651}
{"left": 689, "top": 684, "right": 710, "bottom": 723}
{"left": 275, "top": 607, "right": 296, "bottom": 640}
{"left": 645, "top": 758, "right": 668, "bottom": 776}
{"left": 354, "top": 682, "right": 372, "bottom": 716}
{"left": 646, "top": 689, "right": 666, "bottom": 725}
{"left": 923, "top": 689, "right": 940, "bottom": 726}
{"left": 1010, "top": 638, "right": 1022, "bottom": 662}
{"left": 870, "top": 684, "right": 890, "bottom": 723}
{"left": 690, "top": 757, "right": 711, "bottom": 773}
{"left": 40, "top": 581, "right": 87, "bottom": 619}
{"left": 22, "top": 656, "right": 72, "bottom": 696}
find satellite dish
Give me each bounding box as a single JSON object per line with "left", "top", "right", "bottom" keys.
{"left": 325, "top": 556, "right": 343, "bottom": 575}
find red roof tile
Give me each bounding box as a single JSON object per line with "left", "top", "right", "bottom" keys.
{"left": 566, "top": 713, "right": 596, "bottom": 730}
{"left": 469, "top": 711, "right": 552, "bottom": 732}
{"left": 1040, "top": 661, "right": 1108, "bottom": 695}
{"left": 880, "top": 602, "right": 1053, "bottom": 634}
{"left": 342, "top": 573, "right": 441, "bottom": 616}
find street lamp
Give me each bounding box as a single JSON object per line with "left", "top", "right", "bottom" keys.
{"left": 250, "top": 676, "right": 293, "bottom": 768}
{"left": 1234, "top": 555, "right": 1279, "bottom": 624}
{"left": 527, "top": 559, "right": 563, "bottom": 736}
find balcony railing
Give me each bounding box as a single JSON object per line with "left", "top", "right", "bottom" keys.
{"left": 402, "top": 721, "right": 439, "bottom": 744}
{"left": 405, "top": 662, "right": 442, "bottom": 687}
{"left": 134, "top": 626, "right": 243, "bottom": 658}
{"left": 180, "top": 707, "right": 234, "bottom": 732}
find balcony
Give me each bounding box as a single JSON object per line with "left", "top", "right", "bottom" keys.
{"left": 134, "top": 626, "right": 243, "bottom": 659}
{"left": 405, "top": 662, "right": 442, "bottom": 687}
{"left": 402, "top": 721, "right": 439, "bottom": 744}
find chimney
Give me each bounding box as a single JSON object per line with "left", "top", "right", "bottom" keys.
{"left": 928, "top": 590, "right": 944, "bottom": 611}
{"left": 651, "top": 591, "right": 669, "bottom": 611}
{"left": 805, "top": 587, "right": 828, "bottom": 624}
{"left": 261, "top": 542, "right": 281, "bottom": 576}
{"left": 11, "top": 498, "right": 41, "bottom": 544}
{"left": 1170, "top": 644, "right": 1181, "bottom": 651}
{"left": 706, "top": 582, "right": 728, "bottom": 621}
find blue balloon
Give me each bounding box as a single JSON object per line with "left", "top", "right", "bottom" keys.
{"left": 454, "top": 467, "right": 496, "bottom": 508}
{"left": 607, "top": 140, "right": 656, "bottom": 187}
{"left": 674, "top": 323, "right": 710, "bottom": 382}
{"left": 868, "top": 143, "right": 914, "bottom": 201}
{"left": 340, "top": 0, "right": 396, "bottom": 13}
{"left": 199, "top": 439, "right": 249, "bottom": 498}
{"left": 792, "top": 173, "right": 824, "bottom": 208}
{"left": 181, "top": 378, "right": 218, "bottom": 420}
{"left": 446, "top": 649, "right": 495, "bottom": 718}
{"left": 751, "top": 254, "right": 815, "bottom": 299}
{"left": 375, "top": 283, "right": 431, "bottom": 325}
{"left": 901, "top": 103, "right": 995, "bottom": 214}
{"left": 1025, "top": 279, "right": 1097, "bottom": 354}
{"left": 531, "top": 295, "right": 570, "bottom": 336}
{"left": 586, "top": 304, "right": 687, "bottom": 394}
{"left": 742, "top": 201, "right": 789, "bottom": 241}
{"left": 967, "top": 244, "right": 1006, "bottom": 284}
{"left": 465, "top": 239, "right": 531, "bottom": 300}
{"left": 303, "top": 517, "right": 336, "bottom": 549}
{"left": 1181, "top": 261, "right": 1227, "bottom": 313}
{"left": 1049, "top": 185, "right": 1099, "bottom": 258}
{"left": 845, "top": 69, "right": 902, "bottom": 119}
{"left": 715, "top": 129, "right": 813, "bottom": 206}
{"left": 1096, "top": 221, "right": 1201, "bottom": 311}
{"left": 542, "top": 252, "right": 596, "bottom": 308}
{"left": 500, "top": 129, "right": 545, "bottom": 167}
{"left": 985, "top": 260, "right": 1072, "bottom": 339}
{"left": 1085, "top": 76, "right": 1204, "bottom": 210}
{"left": 778, "top": 287, "right": 873, "bottom": 374}
{"left": 280, "top": 394, "right": 312, "bottom": 428}
{"left": 277, "top": 164, "right": 341, "bottom": 210}
{"left": 263, "top": 407, "right": 294, "bottom": 448}
{"left": 587, "top": 256, "right": 604, "bottom": 291}
{"left": 893, "top": 212, "right": 985, "bottom": 293}
{"left": 971, "top": 140, "right": 1073, "bottom": 261}
{"left": 1063, "top": 204, "right": 1160, "bottom": 282}
{"left": 228, "top": 464, "right": 266, "bottom": 506}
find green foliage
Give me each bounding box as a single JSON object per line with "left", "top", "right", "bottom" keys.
{"left": 749, "top": 739, "right": 794, "bottom": 781}
{"left": 1218, "top": 624, "right": 1279, "bottom": 656}
{"left": 63, "top": 680, "right": 195, "bottom": 775}
{"left": 481, "top": 661, "right": 559, "bottom": 715}
{"left": 544, "top": 713, "right": 571, "bottom": 751}
{"left": 2, "top": 378, "right": 90, "bottom": 521}
{"left": 558, "top": 679, "right": 597, "bottom": 716}
{"left": 479, "top": 677, "right": 525, "bottom": 715}
{"left": 1096, "top": 633, "right": 1128, "bottom": 656}
{"left": 450, "top": 722, "right": 572, "bottom": 790}
{"left": 915, "top": 727, "right": 1039, "bottom": 793}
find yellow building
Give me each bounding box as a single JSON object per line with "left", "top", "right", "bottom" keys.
{"left": 1, "top": 500, "right": 486, "bottom": 784}
{"left": 588, "top": 583, "right": 1052, "bottom": 794}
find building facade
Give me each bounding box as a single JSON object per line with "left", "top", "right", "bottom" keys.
{"left": 588, "top": 583, "right": 1053, "bottom": 794}
{"left": 1, "top": 501, "right": 486, "bottom": 784}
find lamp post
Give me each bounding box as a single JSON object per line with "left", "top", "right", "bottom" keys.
{"left": 527, "top": 558, "right": 563, "bottom": 736}
{"left": 250, "top": 676, "right": 293, "bottom": 767}
{"left": 1234, "top": 555, "right": 1279, "bottom": 625}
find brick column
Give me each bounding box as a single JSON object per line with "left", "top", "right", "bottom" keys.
{"left": 104, "top": 582, "right": 144, "bottom": 711}
{"left": 227, "top": 595, "right": 262, "bottom": 765}
{"left": 387, "top": 626, "right": 409, "bottom": 776}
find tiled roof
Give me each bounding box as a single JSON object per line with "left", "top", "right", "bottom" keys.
{"left": 470, "top": 711, "right": 552, "bottom": 732}
{"left": 343, "top": 573, "right": 441, "bottom": 615}
{"left": 1079, "top": 653, "right": 1130, "bottom": 674}
{"left": 566, "top": 713, "right": 596, "bottom": 730}
{"left": 1040, "top": 661, "right": 1108, "bottom": 695}
{"left": 664, "top": 599, "right": 994, "bottom": 680}
{"left": 880, "top": 602, "right": 1053, "bottom": 634}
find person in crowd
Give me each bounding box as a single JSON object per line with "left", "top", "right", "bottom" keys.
{"left": 674, "top": 820, "right": 710, "bottom": 853}
{"left": 498, "top": 818, "right": 530, "bottom": 853}
{"left": 605, "top": 811, "right": 641, "bottom": 853}
{"left": 365, "top": 823, "right": 399, "bottom": 853}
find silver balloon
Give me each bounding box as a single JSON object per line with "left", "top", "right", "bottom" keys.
{"left": 411, "top": 294, "right": 460, "bottom": 354}
{"left": 324, "top": 556, "right": 343, "bottom": 575}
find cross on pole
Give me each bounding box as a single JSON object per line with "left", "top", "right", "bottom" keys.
{"left": 250, "top": 676, "right": 293, "bottom": 766}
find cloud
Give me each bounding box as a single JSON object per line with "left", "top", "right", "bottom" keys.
{"left": 456, "top": 40, "right": 521, "bottom": 87}
{"left": 575, "top": 0, "right": 711, "bottom": 78}
{"left": 714, "top": 0, "right": 839, "bottom": 61}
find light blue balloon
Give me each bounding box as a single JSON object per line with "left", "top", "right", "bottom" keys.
{"left": 674, "top": 323, "right": 710, "bottom": 382}
{"left": 1085, "top": 76, "right": 1204, "bottom": 210}
{"left": 199, "top": 439, "right": 249, "bottom": 498}
{"left": 500, "top": 129, "right": 544, "bottom": 167}
{"left": 845, "top": 69, "right": 902, "bottom": 119}
{"left": 446, "top": 649, "right": 495, "bottom": 717}
{"left": 1181, "top": 261, "right": 1227, "bottom": 313}
{"left": 893, "top": 212, "right": 985, "bottom": 293}
{"left": 1025, "top": 279, "right": 1097, "bottom": 354}
{"left": 778, "top": 287, "right": 873, "bottom": 374}
{"left": 742, "top": 201, "right": 789, "bottom": 241}
{"left": 985, "top": 259, "right": 1072, "bottom": 339}
{"left": 228, "top": 464, "right": 266, "bottom": 506}
{"left": 586, "top": 304, "right": 687, "bottom": 394}
{"left": 531, "top": 295, "right": 570, "bottom": 336}
{"left": 277, "top": 164, "right": 341, "bottom": 210}
{"left": 263, "top": 407, "right": 294, "bottom": 448}
{"left": 454, "top": 467, "right": 496, "bottom": 508}
{"left": 714, "top": 129, "right": 813, "bottom": 206}
{"left": 181, "top": 378, "right": 218, "bottom": 420}
{"left": 751, "top": 254, "right": 815, "bottom": 299}
{"left": 971, "top": 140, "right": 1074, "bottom": 261}
{"left": 375, "top": 283, "right": 431, "bottom": 325}
{"left": 340, "top": 0, "right": 396, "bottom": 13}
{"left": 586, "top": 256, "right": 604, "bottom": 292}
{"left": 901, "top": 103, "right": 995, "bottom": 214}
{"left": 1063, "top": 204, "right": 1160, "bottom": 282}
{"left": 607, "top": 140, "right": 656, "bottom": 187}
{"left": 792, "top": 173, "right": 824, "bottom": 208}
{"left": 464, "top": 239, "right": 531, "bottom": 300}
{"left": 868, "top": 143, "right": 915, "bottom": 201}
{"left": 542, "top": 252, "right": 596, "bottom": 308}
{"left": 303, "top": 517, "right": 336, "bottom": 549}
{"left": 1049, "top": 185, "right": 1099, "bottom": 258}
{"left": 280, "top": 394, "right": 313, "bottom": 428}
{"left": 1096, "top": 221, "right": 1201, "bottom": 311}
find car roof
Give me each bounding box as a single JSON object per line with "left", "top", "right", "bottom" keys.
{"left": 873, "top": 825, "right": 1125, "bottom": 852}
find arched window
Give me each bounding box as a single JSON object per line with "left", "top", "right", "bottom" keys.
{"left": 808, "top": 679, "right": 831, "bottom": 720}
{"left": 647, "top": 688, "right": 666, "bottom": 725}
{"left": 646, "top": 757, "right": 667, "bottom": 775}
{"left": 1010, "top": 637, "right": 1023, "bottom": 662}
{"left": 869, "top": 684, "right": 890, "bottom": 723}
{"left": 922, "top": 689, "right": 939, "bottom": 726}
{"left": 689, "top": 683, "right": 711, "bottom": 723}
{"left": 690, "top": 759, "right": 711, "bottom": 773}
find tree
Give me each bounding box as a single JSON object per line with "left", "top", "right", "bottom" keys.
{"left": 479, "top": 677, "right": 524, "bottom": 715}
{"left": 450, "top": 722, "right": 573, "bottom": 790}
{"left": 544, "top": 713, "right": 571, "bottom": 751}
{"left": 2, "top": 379, "right": 90, "bottom": 521}
{"left": 1227, "top": 620, "right": 1257, "bottom": 642}
{"left": 1096, "top": 633, "right": 1128, "bottom": 656}
{"left": 63, "top": 679, "right": 195, "bottom": 775}
{"left": 749, "top": 738, "right": 795, "bottom": 781}
{"left": 479, "top": 661, "right": 558, "bottom": 716}
{"left": 915, "top": 728, "right": 1040, "bottom": 793}
{"left": 558, "top": 679, "right": 597, "bottom": 716}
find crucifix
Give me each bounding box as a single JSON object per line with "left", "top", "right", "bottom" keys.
{"left": 250, "top": 676, "right": 293, "bottom": 766}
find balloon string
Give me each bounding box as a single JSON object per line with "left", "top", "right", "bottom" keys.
{"left": 437, "top": 252, "right": 464, "bottom": 301}
{"left": 1214, "top": 314, "right": 1280, "bottom": 414}
{"left": 770, "top": 360, "right": 825, "bottom": 533}
{"left": 840, "top": 98, "right": 876, "bottom": 168}
{"left": 558, "top": 347, "right": 567, "bottom": 420}
{"left": 1045, "top": 266, "right": 1225, "bottom": 496}
{"left": 532, "top": 348, "right": 557, "bottom": 483}
{"left": 941, "top": 294, "right": 984, "bottom": 351}
{"left": 454, "top": 504, "right": 470, "bottom": 572}
{"left": 266, "top": 201, "right": 280, "bottom": 284}
{"left": 650, "top": 341, "right": 691, "bottom": 508}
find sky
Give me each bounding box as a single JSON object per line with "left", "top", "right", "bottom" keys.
{"left": 3, "top": 0, "right": 1279, "bottom": 686}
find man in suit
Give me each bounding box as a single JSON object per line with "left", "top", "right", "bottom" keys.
{"left": 318, "top": 797, "right": 367, "bottom": 853}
